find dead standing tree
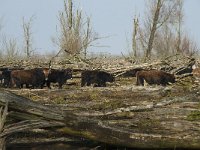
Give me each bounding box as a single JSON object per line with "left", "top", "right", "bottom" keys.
{"left": 52, "top": 0, "right": 99, "bottom": 63}
{"left": 136, "top": 0, "right": 186, "bottom": 60}
{"left": 2, "top": 37, "right": 20, "bottom": 61}
{"left": 145, "top": 0, "right": 162, "bottom": 59}
{"left": 132, "top": 15, "right": 139, "bottom": 59}
{"left": 22, "top": 16, "right": 35, "bottom": 58}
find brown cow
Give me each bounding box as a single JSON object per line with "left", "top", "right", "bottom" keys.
{"left": 2, "top": 68, "right": 24, "bottom": 88}
{"left": 11, "top": 68, "right": 45, "bottom": 88}
{"left": 46, "top": 68, "right": 72, "bottom": 89}
{"left": 136, "top": 70, "right": 175, "bottom": 86}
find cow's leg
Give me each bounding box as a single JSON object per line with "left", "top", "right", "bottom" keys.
{"left": 81, "top": 79, "right": 85, "bottom": 87}
{"left": 136, "top": 76, "right": 144, "bottom": 86}
{"left": 40, "top": 83, "right": 44, "bottom": 89}
{"left": 25, "top": 84, "right": 29, "bottom": 88}
{"left": 58, "top": 82, "right": 62, "bottom": 89}
{"left": 86, "top": 81, "right": 91, "bottom": 86}
{"left": 101, "top": 82, "right": 106, "bottom": 87}
{"left": 46, "top": 81, "right": 51, "bottom": 89}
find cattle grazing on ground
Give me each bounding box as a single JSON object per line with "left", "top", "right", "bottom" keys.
{"left": 10, "top": 68, "right": 45, "bottom": 89}
{"left": 46, "top": 68, "right": 72, "bottom": 89}
{"left": 136, "top": 70, "right": 175, "bottom": 86}
{"left": 81, "top": 70, "right": 115, "bottom": 87}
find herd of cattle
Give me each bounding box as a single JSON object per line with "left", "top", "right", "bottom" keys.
{"left": 0, "top": 66, "right": 179, "bottom": 89}
{"left": 0, "top": 67, "right": 73, "bottom": 89}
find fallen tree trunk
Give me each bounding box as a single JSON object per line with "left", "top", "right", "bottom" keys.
{"left": 0, "top": 89, "right": 200, "bottom": 149}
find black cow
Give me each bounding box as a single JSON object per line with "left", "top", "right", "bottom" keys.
{"left": 81, "top": 70, "right": 115, "bottom": 87}
{"left": 0, "top": 68, "right": 9, "bottom": 86}
{"left": 2, "top": 69, "right": 12, "bottom": 87}
{"left": 46, "top": 68, "right": 72, "bottom": 89}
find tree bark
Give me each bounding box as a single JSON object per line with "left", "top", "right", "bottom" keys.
{"left": 146, "top": 0, "right": 162, "bottom": 59}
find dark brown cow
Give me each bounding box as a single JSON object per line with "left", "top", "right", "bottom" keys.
{"left": 11, "top": 68, "right": 45, "bottom": 88}
{"left": 81, "top": 70, "right": 115, "bottom": 87}
{"left": 136, "top": 70, "right": 175, "bottom": 86}
{"left": 46, "top": 68, "right": 72, "bottom": 89}
{"left": 2, "top": 68, "right": 24, "bottom": 88}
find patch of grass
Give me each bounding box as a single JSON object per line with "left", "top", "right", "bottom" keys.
{"left": 94, "top": 99, "right": 124, "bottom": 111}
{"left": 53, "top": 96, "right": 67, "bottom": 104}
{"left": 116, "top": 77, "right": 135, "bottom": 86}
{"left": 187, "top": 111, "right": 200, "bottom": 121}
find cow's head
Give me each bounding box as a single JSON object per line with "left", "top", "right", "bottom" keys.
{"left": 43, "top": 68, "right": 51, "bottom": 81}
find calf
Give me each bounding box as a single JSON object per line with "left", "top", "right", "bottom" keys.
{"left": 46, "top": 68, "right": 72, "bottom": 89}
{"left": 81, "top": 70, "right": 115, "bottom": 87}
{"left": 136, "top": 70, "right": 175, "bottom": 86}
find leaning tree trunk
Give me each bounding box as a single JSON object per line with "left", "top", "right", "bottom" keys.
{"left": 146, "top": 0, "right": 162, "bottom": 59}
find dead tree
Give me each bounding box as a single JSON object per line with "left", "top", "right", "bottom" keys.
{"left": 22, "top": 16, "right": 35, "bottom": 58}
{"left": 146, "top": 0, "right": 162, "bottom": 59}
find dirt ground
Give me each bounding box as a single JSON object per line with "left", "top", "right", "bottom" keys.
{"left": 5, "top": 75, "right": 200, "bottom": 149}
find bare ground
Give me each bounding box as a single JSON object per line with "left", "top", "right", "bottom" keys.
{"left": 4, "top": 75, "right": 200, "bottom": 149}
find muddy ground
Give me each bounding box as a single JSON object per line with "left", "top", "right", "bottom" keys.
{"left": 4, "top": 75, "right": 200, "bottom": 149}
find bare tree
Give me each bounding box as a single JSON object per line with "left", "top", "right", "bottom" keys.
{"left": 145, "top": 0, "right": 162, "bottom": 59}
{"left": 22, "top": 16, "right": 35, "bottom": 58}
{"left": 134, "top": 0, "right": 188, "bottom": 59}
{"left": 2, "top": 36, "right": 20, "bottom": 61}
{"left": 132, "top": 15, "right": 139, "bottom": 58}
{"left": 154, "top": 23, "right": 175, "bottom": 57}
{"left": 53, "top": 0, "right": 99, "bottom": 61}
{"left": 0, "top": 17, "right": 4, "bottom": 58}
{"left": 174, "top": 0, "right": 184, "bottom": 53}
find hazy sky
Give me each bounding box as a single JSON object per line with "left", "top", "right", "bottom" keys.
{"left": 0, "top": 0, "right": 199, "bottom": 55}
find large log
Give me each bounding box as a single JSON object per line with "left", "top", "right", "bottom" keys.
{"left": 0, "top": 89, "right": 200, "bottom": 149}
{"left": 0, "top": 90, "right": 64, "bottom": 121}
